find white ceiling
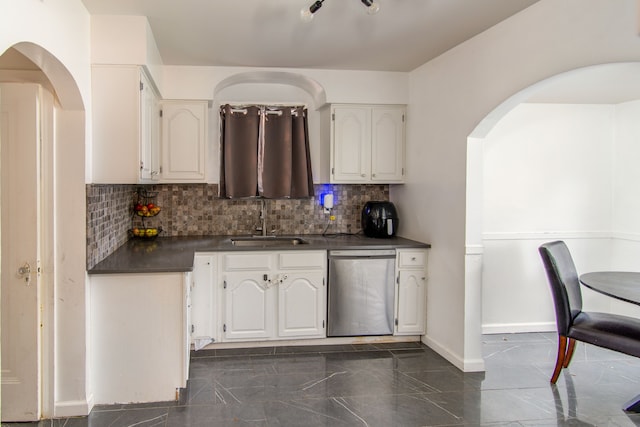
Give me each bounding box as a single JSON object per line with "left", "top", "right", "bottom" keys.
{"left": 5, "top": 2, "right": 638, "bottom": 105}
{"left": 80, "top": 0, "right": 539, "bottom": 72}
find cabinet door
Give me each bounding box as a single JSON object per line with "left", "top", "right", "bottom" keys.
{"left": 161, "top": 101, "right": 207, "bottom": 181}
{"left": 224, "top": 272, "right": 274, "bottom": 340}
{"left": 332, "top": 106, "right": 370, "bottom": 182}
{"left": 191, "top": 254, "right": 217, "bottom": 344}
{"left": 278, "top": 272, "right": 325, "bottom": 338}
{"left": 396, "top": 270, "right": 426, "bottom": 335}
{"left": 139, "top": 72, "right": 160, "bottom": 182}
{"left": 371, "top": 107, "right": 404, "bottom": 183}
{"left": 91, "top": 65, "right": 141, "bottom": 183}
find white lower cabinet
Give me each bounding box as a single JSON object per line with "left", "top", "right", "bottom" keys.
{"left": 278, "top": 271, "right": 325, "bottom": 338}
{"left": 395, "top": 249, "right": 428, "bottom": 335}
{"left": 221, "top": 250, "right": 326, "bottom": 342}
{"left": 192, "top": 248, "right": 427, "bottom": 344}
{"left": 90, "top": 272, "right": 191, "bottom": 404}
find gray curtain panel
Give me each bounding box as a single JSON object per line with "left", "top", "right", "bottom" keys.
{"left": 220, "top": 104, "right": 314, "bottom": 199}
{"left": 290, "top": 106, "right": 314, "bottom": 198}
{"left": 220, "top": 105, "right": 260, "bottom": 198}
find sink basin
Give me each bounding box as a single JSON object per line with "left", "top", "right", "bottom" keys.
{"left": 230, "top": 236, "right": 309, "bottom": 247}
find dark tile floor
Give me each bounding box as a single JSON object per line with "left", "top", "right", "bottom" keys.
{"left": 5, "top": 333, "right": 640, "bottom": 426}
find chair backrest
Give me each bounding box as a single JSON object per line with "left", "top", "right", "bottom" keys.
{"left": 538, "top": 241, "right": 583, "bottom": 335}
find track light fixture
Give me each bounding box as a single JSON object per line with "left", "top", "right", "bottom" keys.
{"left": 301, "top": 0, "right": 380, "bottom": 23}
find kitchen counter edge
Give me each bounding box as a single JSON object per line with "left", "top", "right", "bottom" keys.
{"left": 88, "top": 234, "right": 431, "bottom": 275}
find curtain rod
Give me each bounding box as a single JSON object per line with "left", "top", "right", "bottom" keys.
{"left": 221, "top": 103, "right": 306, "bottom": 109}
{"left": 222, "top": 104, "right": 306, "bottom": 116}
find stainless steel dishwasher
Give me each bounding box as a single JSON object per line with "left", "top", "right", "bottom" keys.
{"left": 327, "top": 249, "right": 396, "bottom": 337}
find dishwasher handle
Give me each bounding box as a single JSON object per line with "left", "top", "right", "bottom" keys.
{"left": 329, "top": 249, "right": 396, "bottom": 257}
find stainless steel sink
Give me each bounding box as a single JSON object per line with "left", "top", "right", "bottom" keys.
{"left": 230, "top": 236, "right": 309, "bottom": 247}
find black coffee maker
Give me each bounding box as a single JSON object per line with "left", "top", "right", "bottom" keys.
{"left": 361, "top": 201, "right": 399, "bottom": 238}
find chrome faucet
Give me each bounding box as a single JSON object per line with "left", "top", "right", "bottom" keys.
{"left": 256, "top": 198, "right": 267, "bottom": 236}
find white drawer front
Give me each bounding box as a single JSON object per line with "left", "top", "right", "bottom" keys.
{"left": 398, "top": 250, "right": 426, "bottom": 269}
{"left": 279, "top": 251, "right": 326, "bottom": 270}
{"left": 222, "top": 253, "right": 273, "bottom": 271}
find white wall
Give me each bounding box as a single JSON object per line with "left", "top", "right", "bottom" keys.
{"left": 162, "top": 65, "right": 409, "bottom": 105}
{"left": 0, "top": 0, "right": 91, "bottom": 107}
{"left": 481, "top": 103, "right": 616, "bottom": 333}
{"left": 0, "top": 0, "right": 92, "bottom": 418}
{"left": 398, "top": 0, "right": 640, "bottom": 371}
{"left": 91, "top": 15, "right": 164, "bottom": 94}
{"left": 483, "top": 104, "right": 615, "bottom": 234}
{"left": 612, "top": 100, "right": 640, "bottom": 248}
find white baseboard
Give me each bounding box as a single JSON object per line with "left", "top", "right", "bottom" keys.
{"left": 482, "top": 322, "right": 556, "bottom": 335}
{"left": 421, "top": 335, "right": 485, "bottom": 373}
{"left": 54, "top": 394, "right": 93, "bottom": 418}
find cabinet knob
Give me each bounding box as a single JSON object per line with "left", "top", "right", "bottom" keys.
{"left": 361, "top": 173, "right": 366, "bottom": 177}
{"left": 411, "top": 257, "right": 416, "bottom": 261}
{"left": 372, "top": 173, "right": 376, "bottom": 178}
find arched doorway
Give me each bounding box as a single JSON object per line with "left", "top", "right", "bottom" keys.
{"left": 465, "top": 62, "right": 640, "bottom": 347}
{"left": 0, "top": 43, "right": 86, "bottom": 421}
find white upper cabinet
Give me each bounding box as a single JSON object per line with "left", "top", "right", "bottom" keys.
{"left": 160, "top": 100, "right": 208, "bottom": 182}
{"left": 140, "top": 72, "right": 161, "bottom": 182}
{"left": 92, "top": 65, "right": 160, "bottom": 184}
{"left": 322, "top": 104, "right": 405, "bottom": 184}
{"left": 91, "top": 65, "right": 208, "bottom": 183}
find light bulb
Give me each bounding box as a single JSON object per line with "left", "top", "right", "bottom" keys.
{"left": 367, "top": 1, "right": 380, "bottom": 14}
{"left": 361, "top": 0, "right": 380, "bottom": 14}
{"left": 300, "top": 8, "right": 314, "bottom": 22}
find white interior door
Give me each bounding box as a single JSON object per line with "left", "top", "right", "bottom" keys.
{"left": 1, "top": 83, "right": 43, "bottom": 421}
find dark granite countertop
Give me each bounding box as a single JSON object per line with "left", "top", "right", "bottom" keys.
{"left": 88, "top": 234, "right": 431, "bottom": 274}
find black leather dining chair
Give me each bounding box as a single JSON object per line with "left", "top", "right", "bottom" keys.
{"left": 538, "top": 240, "right": 640, "bottom": 383}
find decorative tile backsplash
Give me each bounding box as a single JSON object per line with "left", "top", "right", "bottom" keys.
{"left": 86, "top": 184, "right": 135, "bottom": 269}
{"left": 86, "top": 183, "right": 389, "bottom": 269}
